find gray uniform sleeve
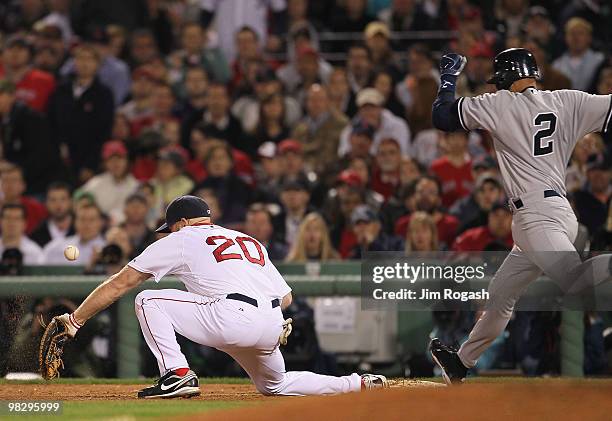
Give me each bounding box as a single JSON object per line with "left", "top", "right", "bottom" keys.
{"left": 457, "top": 93, "right": 506, "bottom": 132}
{"left": 570, "top": 91, "right": 612, "bottom": 135}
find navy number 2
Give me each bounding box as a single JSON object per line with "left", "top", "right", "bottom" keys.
{"left": 533, "top": 113, "right": 557, "bottom": 156}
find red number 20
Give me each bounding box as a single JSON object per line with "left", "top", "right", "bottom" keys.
{"left": 205, "top": 235, "right": 265, "bottom": 266}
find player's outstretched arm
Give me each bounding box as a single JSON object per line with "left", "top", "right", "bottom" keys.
{"left": 432, "top": 53, "right": 466, "bottom": 132}
{"left": 70, "top": 266, "right": 150, "bottom": 329}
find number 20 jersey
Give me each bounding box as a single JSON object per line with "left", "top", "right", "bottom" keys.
{"left": 128, "top": 224, "right": 292, "bottom": 302}
{"left": 457, "top": 88, "right": 612, "bottom": 198}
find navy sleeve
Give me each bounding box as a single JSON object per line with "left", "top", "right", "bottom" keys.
{"left": 431, "top": 74, "right": 463, "bottom": 132}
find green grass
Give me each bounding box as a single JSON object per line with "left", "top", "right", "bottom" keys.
{"left": 0, "top": 377, "right": 252, "bottom": 385}
{"left": 7, "top": 400, "right": 250, "bottom": 421}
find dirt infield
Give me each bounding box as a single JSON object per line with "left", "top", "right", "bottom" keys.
{"left": 191, "top": 380, "right": 612, "bottom": 421}
{"left": 2, "top": 379, "right": 612, "bottom": 420}
{"left": 0, "top": 382, "right": 266, "bottom": 401}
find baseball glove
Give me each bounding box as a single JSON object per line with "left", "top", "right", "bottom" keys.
{"left": 38, "top": 314, "right": 77, "bottom": 380}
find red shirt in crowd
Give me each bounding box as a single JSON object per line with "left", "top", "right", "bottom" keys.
{"left": 370, "top": 166, "right": 400, "bottom": 202}
{"left": 394, "top": 212, "right": 459, "bottom": 248}
{"left": 20, "top": 196, "right": 48, "bottom": 234}
{"left": 338, "top": 228, "right": 358, "bottom": 259}
{"left": 0, "top": 67, "right": 56, "bottom": 112}
{"left": 429, "top": 156, "right": 473, "bottom": 208}
{"left": 451, "top": 226, "right": 513, "bottom": 251}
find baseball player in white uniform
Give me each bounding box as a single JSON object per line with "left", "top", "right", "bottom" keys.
{"left": 54, "top": 195, "right": 388, "bottom": 398}
{"left": 428, "top": 48, "right": 612, "bottom": 384}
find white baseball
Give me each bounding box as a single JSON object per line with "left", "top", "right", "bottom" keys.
{"left": 64, "top": 245, "right": 80, "bottom": 261}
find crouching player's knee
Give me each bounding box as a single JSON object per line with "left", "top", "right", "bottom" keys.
{"left": 135, "top": 290, "right": 155, "bottom": 309}
{"left": 255, "top": 377, "right": 284, "bottom": 396}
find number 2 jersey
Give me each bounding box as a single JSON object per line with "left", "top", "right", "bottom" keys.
{"left": 128, "top": 224, "right": 292, "bottom": 302}
{"left": 457, "top": 88, "right": 612, "bottom": 198}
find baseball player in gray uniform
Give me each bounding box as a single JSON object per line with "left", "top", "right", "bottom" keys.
{"left": 428, "top": 48, "right": 612, "bottom": 384}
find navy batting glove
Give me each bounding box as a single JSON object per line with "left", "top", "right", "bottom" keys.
{"left": 439, "top": 53, "right": 467, "bottom": 77}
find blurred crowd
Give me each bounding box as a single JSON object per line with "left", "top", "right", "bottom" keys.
{"left": 0, "top": 0, "right": 610, "bottom": 377}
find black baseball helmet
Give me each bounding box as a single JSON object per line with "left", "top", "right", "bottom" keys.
{"left": 486, "top": 48, "right": 540, "bottom": 90}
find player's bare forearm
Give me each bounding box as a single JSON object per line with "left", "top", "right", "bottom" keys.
{"left": 72, "top": 266, "right": 150, "bottom": 325}
{"left": 281, "top": 292, "right": 293, "bottom": 311}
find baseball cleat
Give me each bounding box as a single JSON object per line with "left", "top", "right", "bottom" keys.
{"left": 429, "top": 338, "right": 468, "bottom": 386}
{"left": 361, "top": 374, "right": 389, "bottom": 390}
{"left": 138, "top": 369, "right": 200, "bottom": 399}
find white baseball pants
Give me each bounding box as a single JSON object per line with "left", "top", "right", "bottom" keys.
{"left": 134, "top": 289, "right": 361, "bottom": 395}
{"left": 458, "top": 193, "right": 611, "bottom": 368}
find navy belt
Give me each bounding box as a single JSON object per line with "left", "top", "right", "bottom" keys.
{"left": 226, "top": 293, "right": 280, "bottom": 308}
{"left": 512, "top": 190, "right": 562, "bottom": 210}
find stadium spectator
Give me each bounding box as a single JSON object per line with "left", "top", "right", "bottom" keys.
{"left": 32, "top": 24, "right": 68, "bottom": 75}
{"left": 127, "top": 29, "right": 159, "bottom": 67}
{"left": 373, "top": 70, "right": 405, "bottom": 118}
{"left": 430, "top": 131, "right": 474, "bottom": 208}
{"left": 0, "top": 35, "right": 55, "bottom": 113}
{"left": 348, "top": 205, "right": 403, "bottom": 259}
{"left": 521, "top": 6, "right": 558, "bottom": 57}
{"left": 450, "top": 174, "right": 504, "bottom": 235}
{"left": 371, "top": 138, "right": 402, "bottom": 201}
{"left": 493, "top": 0, "right": 529, "bottom": 39}
{"left": 273, "top": 178, "right": 313, "bottom": 249}
{"left": 254, "top": 142, "right": 283, "bottom": 202}
{"left": 331, "top": 0, "right": 372, "bottom": 43}
{"left": 196, "top": 144, "right": 252, "bottom": 225}
{"left": 42, "top": 203, "right": 106, "bottom": 265}
{"left": 199, "top": 1, "right": 286, "bottom": 62}
{"left": 566, "top": 133, "right": 606, "bottom": 193}
{"left": 286, "top": 212, "right": 340, "bottom": 262}
{"left": 553, "top": 17, "right": 605, "bottom": 92}
{"left": 232, "top": 70, "right": 302, "bottom": 135}
{"left": 168, "top": 22, "right": 229, "bottom": 85}
{"left": 574, "top": 153, "right": 611, "bottom": 237}
{"left": 118, "top": 66, "right": 155, "bottom": 124}
{"left": 521, "top": 39, "right": 571, "bottom": 92}
{"left": 346, "top": 43, "right": 374, "bottom": 96}
{"left": 292, "top": 84, "right": 348, "bottom": 174}
{"left": 0, "top": 165, "right": 47, "bottom": 234}
{"left": 49, "top": 44, "right": 114, "bottom": 183}
{"left": 395, "top": 176, "right": 459, "bottom": 249}
{"left": 327, "top": 180, "right": 367, "bottom": 257}
{"left": 250, "top": 92, "right": 290, "bottom": 152}
{"left": 364, "top": 22, "right": 402, "bottom": 82}
{"left": 277, "top": 45, "right": 332, "bottom": 101}
{"left": 151, "top": 148, "right": 194, "bottom": 213}
{"left": 0, "top": 204, "right": 43, "bottom": 265}
{"left": 338, "top": 88, "right": 411, "bottom": 156}
{"left": 277, "top": 139, "right": 306, "bottom": 181}
{"left": 0, "top": 79, "right": 62, "bottom": 194}
{"left": 130, "top": 81, "right": 178, "bottom": 138}
{"left": 457, "top": 42, "right": 495, "bottom": 97}
{"left": 196, "top": 83, "right": 245, "bottom": 152}
{"left": 187, "top": 125, "right": 254, "bottom": 185}
{"left": 178, "top": 66, "right": 209, "bottom": 146}
{"left": 30, "top": 182, "right": 75, "bottom": 247}
{"left": 80, "top": 141, "right": 139, "bottom": 224}
{"left": 244, "top": 203, "right": 288, "bottom": 261}
{"left": 340, "top": 120, "right": 375, "bottom": 165}
{"left": 326, "top": 67, "right": 357, "bottom": 118}
{"left": 121, "top": 193, "right": 155, "bottom": 256}
{"left": 228, "top": 26, "right": 265, "bottom": 91}
{"left": 404, "top": 211, "right": 439, "bottom": 252}
{"left": 452, "top": 201, "right": 513, "bottom": 251}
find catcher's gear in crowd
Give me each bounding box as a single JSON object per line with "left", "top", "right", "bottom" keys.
{"left": 487, "top": 48, "right": 540, "bottom": 90}
{"left": 439, "top": 53, "right": 467, "bottom": 77}
{"left": 279, "top": 317, "right": 293, "bottom": 346}
{"left": 39, "top": 313, "right": 79, "bottom": 380}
